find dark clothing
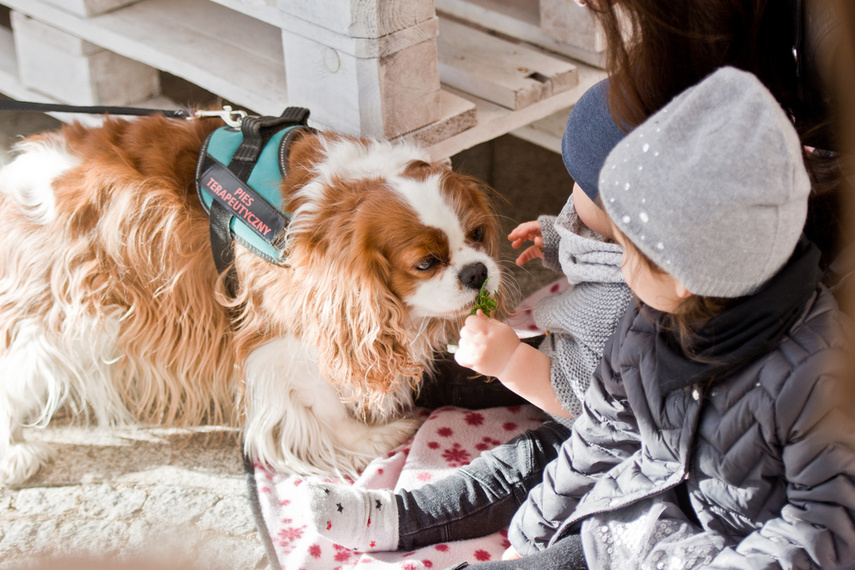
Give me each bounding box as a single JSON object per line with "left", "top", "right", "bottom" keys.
{"left": 510, "top": 242, "right": 855, "bottom": 569}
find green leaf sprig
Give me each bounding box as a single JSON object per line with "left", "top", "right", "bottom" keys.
{"left": 471, "top": 278, "right": 498, "bottom": 317}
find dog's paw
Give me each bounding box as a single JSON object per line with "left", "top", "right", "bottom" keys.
{"left": 0, "top": 441, "right": 54, "bottom": 486}
{"left": 361, "top": 416, "right": 423, "bottom": 457}
{"left": 330, "top": 417, "right": 422, "bottom": 476}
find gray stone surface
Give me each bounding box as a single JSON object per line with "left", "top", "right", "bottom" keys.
{"left": 0, "top": 422, "right": 268, "bottom": 570}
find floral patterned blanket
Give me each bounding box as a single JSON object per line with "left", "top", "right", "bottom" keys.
{"left": 249, "top": 405, "right": 548, "bottom": 569}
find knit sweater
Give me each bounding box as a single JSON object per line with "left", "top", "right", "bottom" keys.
{"left": 534, "top": 196, "right": 631, "bottom": 425}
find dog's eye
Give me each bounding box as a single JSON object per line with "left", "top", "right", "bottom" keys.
{"left": 415, "top": 256, "right": 439, "bottom": 271}
{"left": 470, "top": 227, "right": 484, "bottom": 242}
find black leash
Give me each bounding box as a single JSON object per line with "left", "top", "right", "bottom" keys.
{"left": 0, "top": 99, "right": 251, "bottom": 129}
{"left": 0, "top": 98, "right": 191, "bottom": 118}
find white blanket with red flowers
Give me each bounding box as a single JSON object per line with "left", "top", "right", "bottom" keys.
{"left": 250, "top": 404, "right": 549, "bottom": 569}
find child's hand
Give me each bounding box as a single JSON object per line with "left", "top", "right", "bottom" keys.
{"left": 454, "top": 310, "right": 521, "bottom": 379}
{"left": 508, "top": 221, "right": 544, "bottom": 266}
{"left": 502, "top": 546, "right": 522, "bottom": 560}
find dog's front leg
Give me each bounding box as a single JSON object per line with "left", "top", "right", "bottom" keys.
{"left": 0, "top": 321, "right": 66, "bottom": 486}
{"left": 242, "top": 336, "right": 421, "bottom": 478}
{"left": 0, "top": 314, "right": 132, "bottom": 486}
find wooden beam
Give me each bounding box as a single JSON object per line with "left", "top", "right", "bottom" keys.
{"left": 427, "top": 63, "right": 606, "bottom": 160}
{"left": 438, "top": 18, "right": 577, "bottom": 110}
{"left": 276, "top": 0, "right": 435, "bottom": 38}
{"left": 436, "top": 0, "right": 605, "bottom": 68}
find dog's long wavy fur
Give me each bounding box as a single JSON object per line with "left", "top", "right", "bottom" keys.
{"left": 0, "top": 114, "right": 501, "bottom": 483}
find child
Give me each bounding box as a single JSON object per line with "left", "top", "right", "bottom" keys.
{"left": 304, "top": 78, "right": 632, "bottom": 556}
{"left": 312, "top": 67, "right": 855, "bottom": 568}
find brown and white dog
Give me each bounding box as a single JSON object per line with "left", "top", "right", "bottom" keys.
{"left": 0, "top": 113, "right": 501, "bottom": 485}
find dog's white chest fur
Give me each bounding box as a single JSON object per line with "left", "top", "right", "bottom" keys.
{"left": 242, "top": 336, "right": 419, "bottom": 476}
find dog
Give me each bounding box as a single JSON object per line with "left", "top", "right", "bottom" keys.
{"left": 0, "top": 111, "right": 502, "bottom": 485}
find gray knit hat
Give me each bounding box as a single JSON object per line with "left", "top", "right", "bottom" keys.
{"left": 600, "top": 67, "right": 810, "bottom": 298}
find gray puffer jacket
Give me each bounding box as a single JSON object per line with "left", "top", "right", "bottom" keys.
{"left": 508, "top": 287, "right": 855, "bottom": 569}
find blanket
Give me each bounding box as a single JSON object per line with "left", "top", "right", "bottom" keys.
{"left": 248, "top": 279, "right": 566, "bottom": 569}
{"left": 249, "top": 405, "right": 549, "bottom": 569}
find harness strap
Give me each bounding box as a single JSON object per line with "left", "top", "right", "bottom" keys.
{"left": 206, "top": 107, "right": 311, "bottom": 295}
{"left": 228, "top": 108, "right": 311, "bottom": 181}
{"left": 209, "top": 200, "right": 237, "bottom": 290}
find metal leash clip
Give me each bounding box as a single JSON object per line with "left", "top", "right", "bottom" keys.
{"left": 194, "top": 105, "right": 248, "bottom": 128}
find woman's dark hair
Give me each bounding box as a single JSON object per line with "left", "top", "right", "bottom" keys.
{"left": 592, "top": 0, "right": 801, "bottom": 134}
{"left": 590, "top": 0, "right": 845, "bottom": 272}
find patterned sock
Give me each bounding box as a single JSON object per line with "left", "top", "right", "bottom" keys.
{"left": 307, "top": 482, "right": 399, "bottom": 551}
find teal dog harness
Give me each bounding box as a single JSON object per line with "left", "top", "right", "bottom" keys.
{"left": 195, "top": 107, "right": 313, "bottom": 289}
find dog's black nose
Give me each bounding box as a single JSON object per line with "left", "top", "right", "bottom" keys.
{"left": 459, "top": 262, "right": 488, "bottom": 291}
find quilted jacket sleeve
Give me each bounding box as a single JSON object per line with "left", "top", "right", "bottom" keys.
{"left": 508, "top": 313, "right": 642, "bottom": 555}
{"left": 707, "top": 338, "right": 855, "bottom": 569}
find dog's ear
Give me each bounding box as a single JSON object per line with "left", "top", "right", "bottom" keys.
{"left": 297, "top": 252, "right": 421, "bottom": 403}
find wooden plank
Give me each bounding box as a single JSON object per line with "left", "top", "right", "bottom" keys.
{"left": 277, "top": 0, "right": 443, "bottom": 139}
{"left": 40, "top": 0, "right": 142, "bottom": 17}
{"left": 12, "top": 11, "right": 160, "bottom": 107}
{"left": 442, "top": 0, "right": 539, "bottom": 26}
{"left": 437, "top": 18, "right": 577, "bottom": 110}
{"left": 212, "top": 0, "right": 440, "bottom": 55}
{"left": 275, "top": 0, "right": 435, "bottom": 39}
{"left": 427, "top": 61, "right": 606, "bottom": 160}
{"left": 281, "top": 27, "right": 441, "bottom": 139}
{"left": 511, "top": 107, "right": 572, "bottom": 154}
{"left": 10, "top": 9, "right": 100, "bottom": 55}
{"left": 1, "top": 0, "right": 288, "bottom": 115}
{"left": 398, "top": 89, "right": 477, "bottom": 147}
{"left": 436, "top": 0, "right": 606, "bottom": 68}
{"left": 278, "top": 14, "right": 439, "bottom": 59}
{"left": 207, "top": 0, "right": 284, "bottom": 26}
{"left": 0, "top": 27, "right": 176, "bottom": 127}
{"left": 540, "top": 0, "right": 605, "bottom": 52}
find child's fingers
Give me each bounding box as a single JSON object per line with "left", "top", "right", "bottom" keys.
{"left": 510, "top": 235, "right": 538, "bottom": 250}
{"left": 507, "top": 223, "right": 531, "bottom": 240}
{"left": 507, "top": 221, "right": 541, "bottom": 244}
{"left": 460, "top": 311, "right": 490, "bottom": 336}
{"left": 515, "top": 245, "right": 544, "bottom": 266}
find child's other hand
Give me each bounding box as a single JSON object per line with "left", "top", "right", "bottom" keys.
{"left": 454, "top": 310, "right": 521, "bottom": 379}
{"left": 502, "top": 546, "right": 522, "bottom": 560}
{"left": 508, "top": 221, "right": 544, "bottom": 266}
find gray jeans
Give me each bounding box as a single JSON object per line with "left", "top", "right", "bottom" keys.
{"left": 395, "top": 420, "right": 571, "bottom": 549}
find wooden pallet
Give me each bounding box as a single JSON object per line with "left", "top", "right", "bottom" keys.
{"left": 436, "top": 0, "right": 605, "bottom": 67}
{"left": 0, "top": 0, "right": 607, "bottom": 158}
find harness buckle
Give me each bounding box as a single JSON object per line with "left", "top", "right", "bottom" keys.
{"left": 194, "top": 105, "right": 248, "bottom": 128}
